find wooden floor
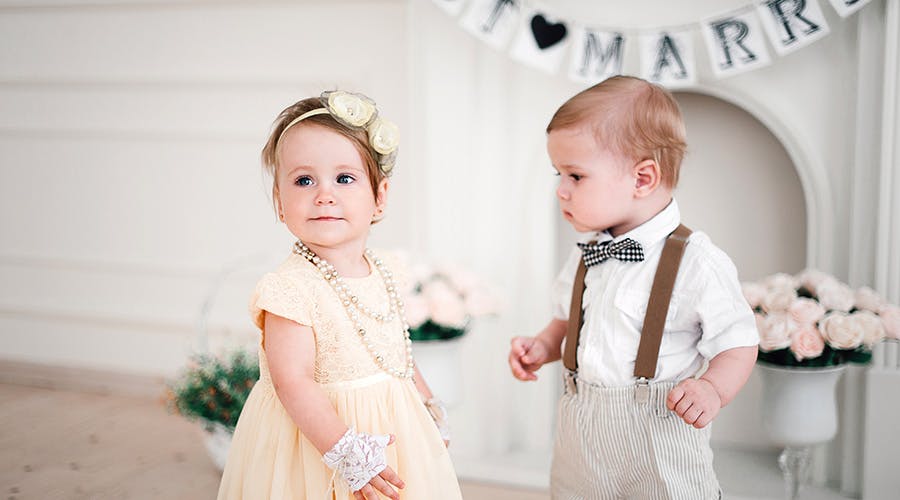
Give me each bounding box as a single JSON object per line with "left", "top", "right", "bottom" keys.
{"left": 0, "top": 383, "right": 548, "bottom": 500}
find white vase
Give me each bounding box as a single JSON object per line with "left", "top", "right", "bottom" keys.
{"left": 411, "top": 338, "right": 463, "bottom": 406}
{"left": 201, "top": 421, "right": 233, "bottom": 471}
{"left": 757, "top": 363, "right": 846, "bottom": 499}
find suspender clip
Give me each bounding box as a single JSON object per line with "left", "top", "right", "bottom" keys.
{"left": 634, "top": 377, "right": 650, "bottom": 404}
{"left": 564, "top": 370, "right": 578, "bottom": 394}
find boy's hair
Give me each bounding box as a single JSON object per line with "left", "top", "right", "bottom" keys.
{"left": 546, "top": 75, "right": 686, "bottom": 188}
{"left": 261, "top": 97, "right": 386, "bottom": 204}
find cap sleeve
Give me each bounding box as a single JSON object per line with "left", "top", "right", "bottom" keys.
{"left": 249, "top": 272, "right": 313, "bottom": 329}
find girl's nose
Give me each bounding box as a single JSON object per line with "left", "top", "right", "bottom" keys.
{"left": 556, "top": 184, "right": 569, "bottom": 201}
{"left": 315, "top": 188, "right": 336, "bottom": 205}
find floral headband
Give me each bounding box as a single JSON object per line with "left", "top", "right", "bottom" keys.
{"left": 277, "top": 90, "right": 399, "bottom": 176}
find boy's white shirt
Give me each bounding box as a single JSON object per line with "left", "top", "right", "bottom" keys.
{"left": 552, "top": 199, "right": 759, "bottom": 387}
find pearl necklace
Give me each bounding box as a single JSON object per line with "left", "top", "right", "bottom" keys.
{"left": 293, "top": 241, "right": 414, "bottom": 379}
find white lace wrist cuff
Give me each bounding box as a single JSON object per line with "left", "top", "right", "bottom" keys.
{"left": 322, "top": 428, "right": 389, "bottom": 492}
{"left": 424, "top": 398, "right": 451, "bottom": 441}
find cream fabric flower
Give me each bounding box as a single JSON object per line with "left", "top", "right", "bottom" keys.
{"left": 326, "top": 91, "right": 376, "bottom": 127}
{"left": 368, "top": 117, "right": 399, "bottom": 155}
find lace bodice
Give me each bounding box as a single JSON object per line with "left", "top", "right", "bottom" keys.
{"left": 250, "top": 251, "right": 410, "bottom": 385}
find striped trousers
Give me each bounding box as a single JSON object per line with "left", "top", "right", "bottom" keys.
{"left": 550, "top": 373, "right": 721, "bottom": 500}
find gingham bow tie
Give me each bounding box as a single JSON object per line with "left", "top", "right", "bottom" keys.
{"left": 577, "top": 238, "right": 645, "bottom": 267}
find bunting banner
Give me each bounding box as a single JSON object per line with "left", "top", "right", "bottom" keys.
{"left": 432, "top": 0, "right": 872, "bottom": 87}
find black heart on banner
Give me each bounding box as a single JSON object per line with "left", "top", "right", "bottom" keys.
{"left": 530, "top": 14, "right": 567, "bottom": 50}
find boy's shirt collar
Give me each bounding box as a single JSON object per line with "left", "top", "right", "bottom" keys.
{"left": 584, "top": 199, "right": 680, "bottom": 248}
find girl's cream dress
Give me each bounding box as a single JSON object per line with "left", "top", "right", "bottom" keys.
{"left": 217, "top": 252, "right": 462, "bottom": 499}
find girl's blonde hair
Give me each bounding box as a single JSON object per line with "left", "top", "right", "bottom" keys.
{"left": 547, "top": 75, "right": 686, "bottom": 188}
{"left": 261, "top": 97, "right": 387, "bottom": 206}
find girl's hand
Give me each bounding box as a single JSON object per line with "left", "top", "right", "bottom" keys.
{"left": 352, "top": 435, "right": 404, "bottom": 500}
{"left": 666, "top": 378, "right": 722, "bottom": 429}
{"left": 509, "top": 336, "right": 549, "bottom": 381}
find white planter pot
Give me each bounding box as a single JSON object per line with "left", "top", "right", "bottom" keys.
{"left": 201, "top": 422, "right": 233, "bottom": 471}
{"left": 758, "top": 363, "right": 846, "bottom": 447}
{"left": 412, "top": 338, "right": 463, "bottom": 406}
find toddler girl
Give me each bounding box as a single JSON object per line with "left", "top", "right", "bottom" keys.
{"left": 217, "top": 90, "right": 462, "bottom": 500}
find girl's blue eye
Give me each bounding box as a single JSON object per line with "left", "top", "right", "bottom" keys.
{"left": 570, "top": 174, "right": 582, "bottom": 181}
{"left": 337, "top": 174, "right": 355, "bottom": 184}
{"left": 295, "top": 176, "right": 313, "bottom": 186}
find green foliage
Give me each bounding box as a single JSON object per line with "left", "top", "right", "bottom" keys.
{"left": 408, "top": 320, "right": 466, "bottom": 342}
{"left": 757, "top": 345, "right": 873, "bottom": 368}
{"left": 166, "top": 350, "right": 259, "bottom": 431}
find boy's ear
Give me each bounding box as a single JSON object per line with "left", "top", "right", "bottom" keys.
{"left": 632, "top": 159, "right": 661, "bottom": 198}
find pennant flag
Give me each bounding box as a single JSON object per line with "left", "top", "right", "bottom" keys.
{"left": 567, "top": 27, "right": 624, "bottom": 84}
{"left": 460, "top": 0, "right": 522, "bottom": 51}
{"left": 757, "top": 0, "right": 830, "bottom": 56}
{"left": 702, "top": 10, "right": 772, "bottom": 78}
{"left": 509, "top": 10, "right": 571, "bottom": 74}
{"left": 828, "top": 0, "right": 872, "bottom": 17}
{"left": 431, "top": 0, "right": 467, "bottom": 17}
{"left": 640, "top": 30, "right": 696, "bottom": 88}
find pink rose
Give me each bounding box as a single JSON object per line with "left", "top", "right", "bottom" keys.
{"left": 795, "top": 269, "right": 830, "bottom": 295}
{"left": 762, "top": 287, "right": 798, "bottom": 313}
{"left": 788, "top": 297, "right": 826, "bottom": 326}
{"left": 820, "top": 312, "right": 864, "bottom": 350}
{"left": 852, "top": 311, "right": 886, "bottom": 347}
{"left": 760, "top": 312, "right": 795, "bottom": 352}
{"left": 742, "top": 283, "right": 767, "bottom": 309}
{"left": 764, "top": 273, "right": 798, "bottom": 290}
{"left": 816, "top": 281, "right": 855, "bottom": 312}
{"left": 423, "top": 280, "right": 468, "bottom": 328}
{"left": 403, "top": 294, "right": 429, "bottom": 329}
{"left": 854, "top": 286, "right": 885, "bottom": 313}
{"left": 877, "top": 305, "right": 900, "bottom": 340}
{"left": 790, "top": 324, "right": 825, "bottom": 361}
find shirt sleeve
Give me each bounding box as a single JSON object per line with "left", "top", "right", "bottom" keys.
{"left": 249, "top": 272, "right": 313, "bottom": 330}
{"left": 693, "top": 244, "right": 760, "bottom": 359}
{"left": 551, "top": 247, "right": 583, "bottom": 321}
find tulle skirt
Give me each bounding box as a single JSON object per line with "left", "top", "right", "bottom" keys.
{"left": 217, "top": 373, "right": 462, "bottom": 500}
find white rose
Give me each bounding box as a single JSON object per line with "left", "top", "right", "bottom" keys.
{"left": 820, "top": 312, "right": 864, "bottom": 350}
{"left": 327, "top": 91, "right": 376, "bottom": 127}
{"left": 788, "top": 297, "right": 826, "bottom": 326}
{"left": 367, "top": 117, "right": 399, "bottom": 155}
{"left": 816, "top": 281, "right": 855, "bottom": 312}
{"left": 764, "top": 273, "right": 798, "bottom": 291}
{"left": 742, "top": 282, "right": 767, "bottom": 309}
{"left": 854, "top": 286, "right": 885, "bottom": 313}
{"left": 795, "top": 269, "right": 830, "bottom": 294}
{"left": 852, "top": 311, "right": 886, "bottom": 347}
{"left": 878, "top": 305, "right": 900, "bottom": 340}
{"left": 761, "top": 287, "right": 798, "bottom": 313}
{"left": 760, "top": 312, "right": 794, "bottom": 352}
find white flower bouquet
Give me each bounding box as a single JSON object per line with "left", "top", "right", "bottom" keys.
{"left": 401, "top": 259, "right": 501, "bottom": 342}
{"left": 743, "top": 270, "right": 900, "bottom": 368}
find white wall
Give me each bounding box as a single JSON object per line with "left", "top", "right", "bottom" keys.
{"left": 1, "top": 0, "right": 898, "bottom": 495}
{"left": 0, "top": 0, "right": 411, "bottom": 374}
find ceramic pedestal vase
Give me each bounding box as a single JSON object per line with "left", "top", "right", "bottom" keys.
{"left": 757, "top": 363, "right": 846, "bottom": 500}
{"left": 201, "top": 421, "right": 233, "bottom": 471}
{"left": 411, "top": 338, "right": 463, "bottom": 406}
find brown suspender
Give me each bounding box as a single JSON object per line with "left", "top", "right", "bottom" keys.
{"left": 562, "top": 224, "right": 693, "bottom": 379}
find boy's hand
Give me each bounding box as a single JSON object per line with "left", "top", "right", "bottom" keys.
{"left": 509, "top": 336, "right": 550, "bottom": 381}
{"left": 666, "top": 378, "right": 722, "bottom": 429}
